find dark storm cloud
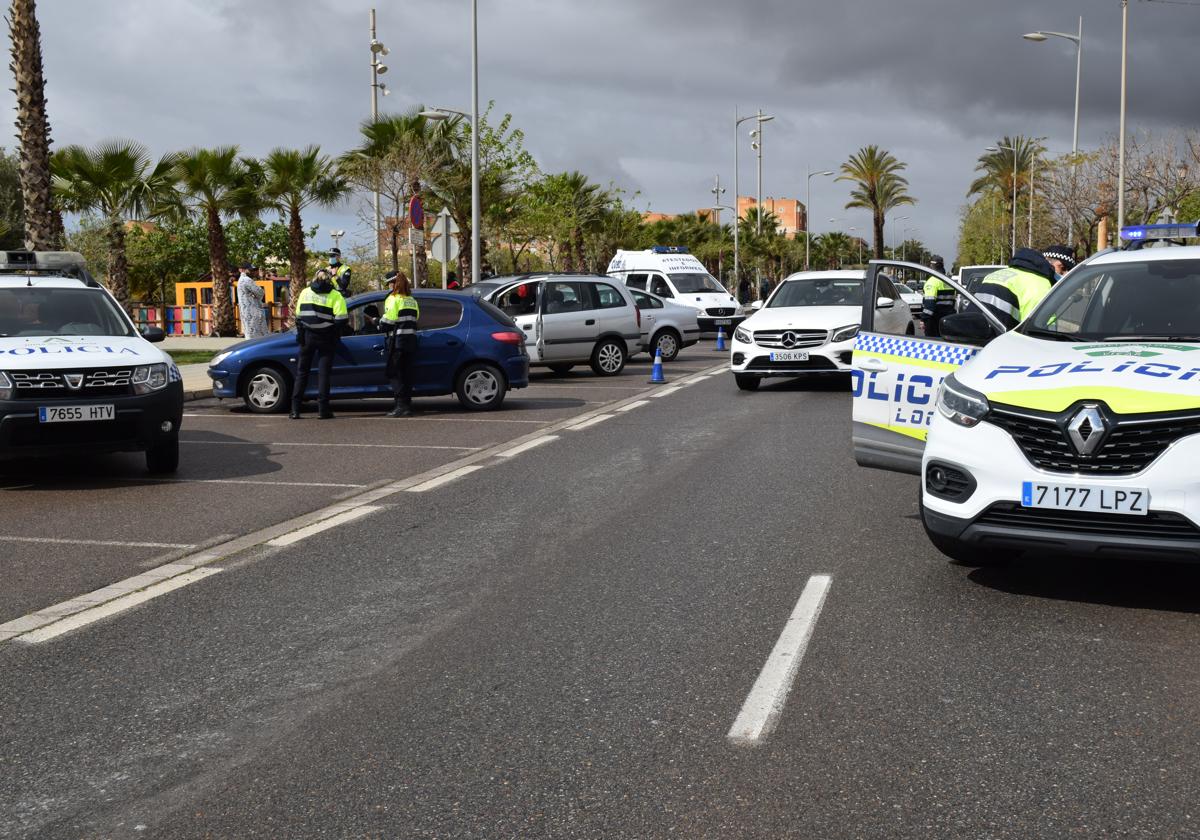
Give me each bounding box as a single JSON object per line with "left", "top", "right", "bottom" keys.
{"left": 9, "top": 0, "right": 1200, "bottom": 261}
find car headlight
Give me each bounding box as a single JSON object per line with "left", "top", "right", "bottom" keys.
{"left": 831, "top": 324, "right": 859, "bottom": 343}
{"left": 936, "top": 373, "right": 989, "bottom": 428}
{"left": 0, "top": 371, "right": 11, "bottom": 400}
{"left": 132, "top": 363, "right": 169, "bottom": 394}
{"left": 209, "top": 350, "right": 232, "bottom": 368}
{"left": 734, "top": 327, "right": 753, "bottom": 345}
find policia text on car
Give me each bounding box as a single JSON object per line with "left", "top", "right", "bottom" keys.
{"left": 292, "top": 268, "right": 349, "bottom": 420}
{"left": 381, "top": 270, "right": 420, "bottom": 418}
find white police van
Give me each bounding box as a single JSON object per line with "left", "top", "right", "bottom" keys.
{"left": 607, "top": 246, "right": 744, "bottom": 334}
{"left": 0, "top": 251, "right": 182, "bottom": 472}
{"left": 851, "top": 224, "right": 1200, "bottom": 565}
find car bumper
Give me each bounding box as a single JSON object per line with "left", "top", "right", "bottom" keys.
{"left": 922, "top": 412, "right": 1200, "bottom": 561}
{"left": 0, "top": 383, "right": 183, "bottom": 459}
{"left": 208, "top": 366, "right": 239, "bottom": 398}
{"left": 728, "top": 337, "right": 854, "bottom": 376}
{"left": 699, "top": 315, "right": 746, "bottom": 333}
{"left": 502, "top": 354, "right": 530, "bottom": 389}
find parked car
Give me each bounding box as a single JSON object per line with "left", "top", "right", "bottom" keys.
{"left": 206, "top": 290, "right": 529, "bottom": 412}
{"left": 730, "top": 270, "right": 913, "bottom": 390}
{"left": 475, "top": 274, "right": 642, "bottom": 376}
{"left": 628, "top": 288, "right": 700, "bottom": 361}
{"left": 607, "top": 246, "right": 744, "bottom": 334}
{"left": 955, "top": 264, "right": 1005, "bottom": 311}
{"left": 889, "top": 277, "right": 923, "bottom": 315}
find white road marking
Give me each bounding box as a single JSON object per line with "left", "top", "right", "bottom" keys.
{"left": 181, "top": 440, "right": 477, "bottom": 451}
{"left": 728, "top": 574, "right": 833, "bottom": 746}
{"left": 266, "top": 505, "right": 380, "bottom": 547}
{"left": 183, "top": 412, "right": 548, "bottom": 425}
{"left": 650, "top": 387, "right": 682, "bottom": 398}
{"left": 115, "top": 477, "right": 366, "bottom": 489}
{"left": 616, "top": 400, "right": 649, "bottom": 412}
{"left": 498, "top": 435, "right": 558, "bottom": 458}
{"left": 17, "top": 568, "right": 223, "bottom": 644}
{"left": 405, "top": 465, "right": 484, "bottom": 493}
{"left": 707, "top": 368, "right": 727, "bottom": 376}
{"left": 567, "top": 414, "right": 613, "bottom": 430}
{"left": 0, "top": 535, "right": 195, "bottom": 549}
{"left": 0, "top": 484, "right": 33, "bottom": 491}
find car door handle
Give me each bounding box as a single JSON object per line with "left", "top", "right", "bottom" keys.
{"left": 585, "top": 319, "right": 596, "bottom": 326}
{"left": 855, "top": 356, "right": 888, "bottom": 372}
{"left": 447, "top": 339, "right": 461, "bottom": 346}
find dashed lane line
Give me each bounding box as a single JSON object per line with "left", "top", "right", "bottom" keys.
{"left": 181, "top": 440, "right": 478, "bottom": 451}
{"left": 566, "top": 414, "right": 613, "bottom": 431}
{"left": 181, "top": 412, "right": 550, "bottom": 425}
{"left": 405, "top": 465, "right": 485, "bottom": 493}
{"left": 267, "top": 505, "right": 381, "bottom": 548}
{"left": 498, "top": 435, "right": 559, "bottom": 458}
{"left": 727, "top": 574, "right": 833, "bottom": 746}
{"left": 0, "top": 535, "right": 196, "bottom": 549}
{"left": 616, "top": 400, "right": 650, "bottom": 413}
{"left": 650, "top": 387, "right": 682, "bottom": 398}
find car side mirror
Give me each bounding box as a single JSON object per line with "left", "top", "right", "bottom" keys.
{"left": 750, "top": 300, "right": 763, "bottom": 310}
{"left": 141, "top": 326, "right": 166, "bottom": 343}
{"left": 875, "top": 296, "right": 894, "bottom": 309}
{"left": 939, "top": 312, "right": 996, "bottom": 346}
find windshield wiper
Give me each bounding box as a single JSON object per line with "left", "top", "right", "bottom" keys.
{"left": 1099, "top": 334, "right": 1200, "bottom": 343}
{"left": 1022, "top": 327, "right": 1077, "bottom": 342}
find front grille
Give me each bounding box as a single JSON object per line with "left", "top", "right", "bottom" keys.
{"left": 705, "top": 307, "right": 736, "bottom": 317}
{"left": 9, "top": 367, "right": 135, "bottom": 399}
{"left": 745, "top": 354, "right": 839, "bottom": 371}
{"left": 976, "top": 502, "right": 1200, "bottom": 539}
{"left": 987, "top": 406, "right": 1200, "bottom": 476}
{"left": 751, "top": 329, "right": 828, "bottom": 349}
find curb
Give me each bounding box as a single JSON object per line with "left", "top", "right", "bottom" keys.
{"left": 183, "top": 388, "right": 212, "bottom": 402}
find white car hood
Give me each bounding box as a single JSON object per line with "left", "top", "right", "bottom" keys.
{"left": 0, "top": 334, "right": 166, "bottom": 369}
{"left": 959, "top": 331, "right": 1200, "bottom": 414}
{"left": 743, "top": 305, "right": 860, "bottom": 332}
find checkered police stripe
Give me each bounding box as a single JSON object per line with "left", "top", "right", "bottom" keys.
{"left": 854, "top": 333, "right": 979, "bottom": 366}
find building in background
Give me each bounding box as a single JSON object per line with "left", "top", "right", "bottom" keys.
{"left": 642, "top": 198, "right": 808, "bottom": 237}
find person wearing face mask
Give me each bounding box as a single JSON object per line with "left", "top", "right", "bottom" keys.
{"left": 328, "top": 248, "right": 352, "bottom": 297}
{"left": 1041, "top": 244, "right": 1077, "bottom": 281}
{"left": 291, "top": 268, "right": 348, "bottom": 419}
{"left": 973, "top": 248, "right": 1057, "bottom": 331}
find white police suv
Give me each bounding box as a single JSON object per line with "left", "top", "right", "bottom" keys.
{"left": 852, "top": 224, "right": 1200, "bottom": 565}
{"left": 0, "top": 251, "right": 182, "bottom": 472}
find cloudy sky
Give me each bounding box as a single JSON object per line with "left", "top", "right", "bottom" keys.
{"left": 10, "top": 0, "right": 1200, "bottom": 264}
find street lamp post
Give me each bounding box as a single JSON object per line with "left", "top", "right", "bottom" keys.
{"left": 710, "top": 175, "right": 726, "bottom": 284}
{"left": 369, "top": 9, "right": 390, "bottom": 265}
{"left": 1024, "top": 16, "right": 1082, "bottom": 247}
{"left": 892, "top": 215, "right": 910, "bottom": 255}
{"left": 805, "top": 168, "right": 834, "bottom": 270}
{"left": 1118, "top": 0, "right": 1129, "bottom": 232}
{"left": 988, "top": 143, "right": 1019, "bottom": 259}
{"left": 420, "top": 104, "right": 480, "bottom": 286}
{"left": 902, "top": 226, "right": 915, "bottom": 262}
{"left": 849, "top": 227, "right": 863, "bottom": 265}
{"left": 733, "top": 108, "right": 773, "bottom": 298}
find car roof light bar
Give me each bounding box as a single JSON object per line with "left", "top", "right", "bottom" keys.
{"left": 650, "top": 245, "right": 689, "bottom": 254}
{"left": 1119, "top": 222, "right": 1200, "bottom": 242}
{"left": 0, "top": 250, "right": 98, "bottom": 284}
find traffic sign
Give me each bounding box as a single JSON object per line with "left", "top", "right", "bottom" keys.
{"left": 409, "top": 195, "right": 424, "bottom": 229}
{"left": 431, "top": 209, "right": 459, "bottom": 238}
{"left": 408, "top": 228, "right": 425, "bottom": 247}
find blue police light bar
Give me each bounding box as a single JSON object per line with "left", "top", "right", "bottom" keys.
{"left": 1119, "top": 222, "right": 1200, "bottom": 242}
{"left": 651, "top": 245, "right": 689, "bottom": 254}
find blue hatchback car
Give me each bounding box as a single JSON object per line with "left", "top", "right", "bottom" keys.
{"left": 207, "top": 290, "right": 529, "bottom": 413}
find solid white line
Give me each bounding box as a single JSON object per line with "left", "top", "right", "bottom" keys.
{"left": 0, "top": 484, "right": 33, "bottom": 491}
{"left": 616, "top": 399, "right": 649, "bottom": 413}
{"left": 728, "top": 574, "right": 833, "bottom": 746}
{"left": 182, "top": 412, "right": 549, "bottom": 425}
{"left": 707, "top": 368, "right": 727, "bottom": 376}
{"left": 405, "top": 465, "right": 484, "bottom": 493}
{"left": 498, "top": 435, "right": 558, "bottom": 458}
{"left": 567, "top": 414, "right": 613, "bottom": 430}
{"left": 0, "top": 535, "right": 195, "bottom": 549}
{"left": 113, "top": 477, "right": 366, "bottom": 489}
{"left": 267, "top": 505, "right": 380, "bottom": 547}
{"left": 650, "top": 387, "right": 682, "bottom": 398}
{"left": 18, "top": 568, "right": 223, "bottom": 644}
{"left": 181, "top": 440, "right": 477, "bottom": 451}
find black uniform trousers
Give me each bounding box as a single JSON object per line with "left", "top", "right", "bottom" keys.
{"left": 386, "top": 333, "right": 416, "bottom": 405}
{"left": 294, "top": 331, "right": 338, "bottom": 412}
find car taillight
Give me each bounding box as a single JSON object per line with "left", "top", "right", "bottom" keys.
{"left": 491, "top": 330, "right": 525, "bottom": 344}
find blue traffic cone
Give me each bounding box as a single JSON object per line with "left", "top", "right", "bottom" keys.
{"left": 648, "top": 348, "right": 667, "bottom": 384}
{"left": 715, "top": 327, "right": 727, "bottom": 352}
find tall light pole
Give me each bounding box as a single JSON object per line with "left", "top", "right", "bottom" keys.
{"left": 369, "top": 10, "right": 390, "bottom": 265}
{"left": 470, "top": 0, "right": 480, "bottom": 283}
{"left": 732, "top": 108, "right": 773, "bottom": 297}
{"left": 1118, "top": 0, "right": 1129, "bottom": 232}
{"left": 891, "top": 214, "right": 910, "bottom": 255}
{"left": 849, "top": 227, "right": 863, "bottom": 265}
{"left": 805, "top": 168, "right": 834, "bottom": 270}
{"left": 902, "top": 226, "right": 915, "bottom": 262}
{"left": 988, "top": 143, "right": 1019, "bottom": 259}
{"left": 710, "top": 174, "right": 726, "bottom": 282}
{"left": 420, "top": 104, "right": 480, "bottom": 285}
{"left": 330, "top": 229, "right": 346, "bottom": 252}
{"left": 1023, "top": 16, "right": 1082, "bottom": 247}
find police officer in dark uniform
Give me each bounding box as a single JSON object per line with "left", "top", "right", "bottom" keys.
{"left": 292, "top": 268, "right": 348, "bottom": 419}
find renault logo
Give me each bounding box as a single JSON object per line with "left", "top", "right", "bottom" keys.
{"left": 781, "top": 331, "right": 797, "bottom": 348}
{"left": 1066, "top": 405, "right": 1107, "bottom": 456}
{"left": 64, "top": 373, "right": 84, "bottom": 390}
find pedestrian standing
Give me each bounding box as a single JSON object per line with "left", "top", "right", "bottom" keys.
{"left": 446, "top": 270, "right": 460, "bottom": 290}
{"left": 237, "top": 263, "right": 269, "bottom": 339}
{"left": 328, "top": 249, "right": 352, "bottom": 297}
{"left": 380, "top": 270, "right": 420, "bottom": 417}
{"left": 737, "top": 277, "right": 751, "bottom": 306}
{"left": 921, "top": 255, "right": 955, "bottom": 338}
{"left": 291, "top": 268, "right": 348, "bottom": 420}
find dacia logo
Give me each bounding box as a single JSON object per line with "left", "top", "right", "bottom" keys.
{"left": 1066, "top": 404, "right": 1107, "bottom": 456}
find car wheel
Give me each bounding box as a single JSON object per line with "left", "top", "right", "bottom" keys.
{"left": 652, "top": 329, "right": 681, "bottom": 362}
{"left": 243, "top": 365, "right": 290, "bottom": 414}
{"left": 919, "top": 491, "right": 1008, "bottom": 567}
{"left": 548, "top": 363, "right": 575, "bottom": 375}
{"left": 145, "top": 433, "right": 179, "bottom": 474}
{"left": 456, "top": 363, "right": 506, "bottom": 411}
{"left": 590, "top": 338, "right": 626, "bottom": 376}
{"left": 735, "top": 374, "right": 760, "bottom": 391}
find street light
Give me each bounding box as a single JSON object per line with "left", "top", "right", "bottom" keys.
{"left": 369, "top": 10, "right": 390, "bottom": 265}
{"left": 848, "top": 227, "right": 863, "bottom": 265}
{"left": 805, "top": 168, "right": 834, "bottom": 270}
{"left": 1118, "top": 0, "right": 1129, "bottom": 232}
{"left": 988, "top": 143, "right": 1019, "bottom": 259}
{"left": 330, "top": 229, "right": 346, "bottom": 252}
{"left": 421, "top": 103, "right": 480, "bottom": 286}
{"left": 733, "top": 108, "right": 773, "bottom": 298}
{"left": 1023, "top": 16, "right": 1082, "bottom": 247}
{"left": 902, "top": 226, "right": 915, "bottom": 262}
{"left": 891, "top": 215, "right": 910, "bottom": 255}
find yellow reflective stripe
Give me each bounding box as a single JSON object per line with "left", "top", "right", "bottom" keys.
{"left": 854, "top": 350, "right": 960, "bottom": 373}
{"left": 864, "top": 420, "right": 929, "bottom": 441}
{"left": 987, "top": 385, "right": 1200, "bottom": 414}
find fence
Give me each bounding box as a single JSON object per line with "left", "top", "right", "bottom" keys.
{"left": 133, "top": 303, "right": 291, "bottom": 336}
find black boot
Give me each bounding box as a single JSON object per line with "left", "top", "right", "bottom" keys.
{"left": 386, "top": 398, "right": 412, "bottom": 418}
{"left": 289, "top": 403, "right": 302, "bottom": 419}
{"left": 318, "top": 404, "right": 334, "bottom": 420}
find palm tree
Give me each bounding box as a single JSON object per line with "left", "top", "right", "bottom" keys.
{"left": 968, "top": 136, "right": 1043, "bottom": 260}
{"left": 813, "top": 232, "right": 853, "bottom": 269}
{"left": 174, "top": 147, "right": 260, "bottom": 336}
{"left": 837, "top": 145, "right": 916, "bottom": 259}
{"left": 260, "top": 146, "right": 348, "bottom": 321}
{"left": 554, "top": 171, "right": 608, "bottom": 271}
{"left": 51, "top": 141, "right": 180, "bottom": 313}
{"left": 8, "top": 0, "right": 57, "bottom": 248}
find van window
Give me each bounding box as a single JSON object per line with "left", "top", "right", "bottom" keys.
{"left": 543, "top": 282, "right": 584, "bottom": 314}
{"left": 649, "top": 275, "right": 673, "bottom": 298}
{"left": 593, "top": 283, "right": 628, "bottom": 310}
{"left": 496, "top": 283, "right": 538, "bottom": 317}
{"left": 631, "top": 290, "right": 663, "bottom": 310}
{"left": 625, "top": 273, "right": 648, "bottom": 291}
{"left": 669, "top": 272, "right": 725, "bottom": 294}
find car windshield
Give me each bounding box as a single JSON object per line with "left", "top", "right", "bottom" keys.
{"left": 961, "top": 267, "right": 1000, "bottom": 292}
{"left": 0, "top": 286, "right": 133, "bottom": 338}
{"left": 1023, "top": 258, "right": 1200, "bottom": 341}
{"left": 768, "top": 277, "right": 864, "bottom": 308}
{"left": 669, "top": 272, "right": 724, "bottom": 294}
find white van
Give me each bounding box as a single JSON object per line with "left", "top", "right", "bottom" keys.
{"left": 607, "top": 247, "right": 744, "bottom": 334}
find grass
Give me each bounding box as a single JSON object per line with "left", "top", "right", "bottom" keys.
{"left": 166, "top": 350, "right": 219, "bottom": 365}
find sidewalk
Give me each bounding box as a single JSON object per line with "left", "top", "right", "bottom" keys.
{"left": 162, "top": 335, "right": 246, "bottom": 352}
{"left": 178, "top": 363, "right": 214, "bottom": 401}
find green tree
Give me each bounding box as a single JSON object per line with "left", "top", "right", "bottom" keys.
{"left": 260, "top": 146, "right": 347, "bottom": 320}
{"left": 837, "top": 145, "right": 915, "bottom": 259}
{"left": 0, "top": 147, "right": 26, "bottom": 249}
{"left": 968, "top": 136, "right": 1044, "bottom": 261}
{"left": 7, "top": 0, "right": 58, "bottom": 248}
{"left": 50, "top": 141, "right": 180, "bottom": 313}
{"left": 174, "top": 147, "right": 261, "bottom": 336}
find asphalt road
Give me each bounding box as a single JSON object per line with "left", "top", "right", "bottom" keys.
{"left": 4, "top": 364, "right": 1200, "bottom": 838}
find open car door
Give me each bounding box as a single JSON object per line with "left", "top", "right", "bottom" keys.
{"left": 851, "top": 260, "right": 1005, "bottom": 474}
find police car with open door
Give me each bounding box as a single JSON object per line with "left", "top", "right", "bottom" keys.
{"left": 0, "top": 251, "right": 182, "bottom": 472}
{"left": 853, "top": 226, "right": 1200, "bottom": 566}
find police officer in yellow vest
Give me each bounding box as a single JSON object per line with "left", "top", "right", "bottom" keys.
{"left": 974, "top": 247, "right": 1057, "bottom": 331}
{"left": 921, "top": 255, "right": 955, "bottom": 338}
{"left": 328, "top": 249, "right": 352, "bottom": 297}
{"left": 381, "top": 270, "right": 420, "bottom": 418}
{"left": 291, "top": 268, "right": 348, "bottom": 420}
